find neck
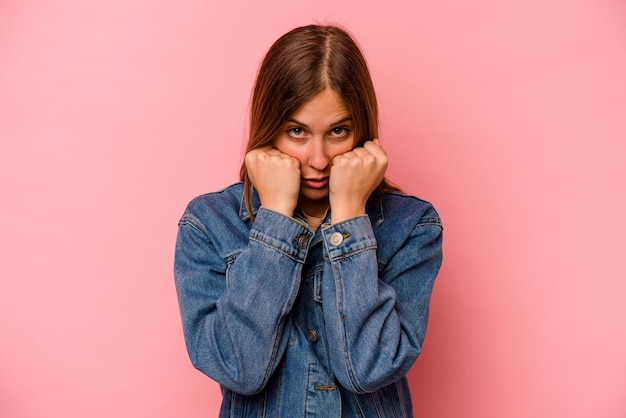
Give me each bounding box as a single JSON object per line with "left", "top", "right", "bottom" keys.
{"left": 298, "top": 199, "right": 329, "bottom": 218}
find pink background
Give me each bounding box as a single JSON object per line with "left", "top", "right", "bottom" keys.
{"left": 1, "top": 1, "right": 625, "bottom": 417}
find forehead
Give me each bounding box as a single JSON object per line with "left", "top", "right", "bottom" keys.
{"left": 290, "top": 89, "right": 350, "bottom": 124}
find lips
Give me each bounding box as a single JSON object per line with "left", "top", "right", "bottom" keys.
{"left": 303, "top": 177, "right": 329, "bottom": 189}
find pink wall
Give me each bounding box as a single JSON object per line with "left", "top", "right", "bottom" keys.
{"left": 1, "top": 1, "right": 625, "bottom": 417}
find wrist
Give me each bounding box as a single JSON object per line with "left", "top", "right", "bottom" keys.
{"left": 330, "top": 203, "right": 366, "bottom": 224}
{"left": 263, "top": 205, "right": 296, "bottom": 218}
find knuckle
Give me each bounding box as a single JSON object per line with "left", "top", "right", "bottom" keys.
{"left": 364, "top": 155, "right": 376, "bottom": 165}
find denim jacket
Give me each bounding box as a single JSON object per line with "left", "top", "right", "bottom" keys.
{"left": 174, "top": 182, "right": 443, "bottom": 417}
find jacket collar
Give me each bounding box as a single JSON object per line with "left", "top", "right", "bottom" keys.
{"left": 366, "top": 197, "right": 384, "bottom": 228}
{"left": 239, "top": 187, "right": 261, "bottom": 221}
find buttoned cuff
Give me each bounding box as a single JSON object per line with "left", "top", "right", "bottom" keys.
{"left": 249, "top": 207, "right": 313, "bottom": 261}
{"left": 321, "top": 215, "right": 377, "bottom": 260}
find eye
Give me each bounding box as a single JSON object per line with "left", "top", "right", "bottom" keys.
{"left": 287, "top": 127, "right": 306, "bottom": 139}
{"left": 330, "top": 127, "right": 350, "bottom": 138}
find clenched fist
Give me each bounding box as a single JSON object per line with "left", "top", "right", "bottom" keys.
{"left": 329, "top": 139, "right": 388, "bottom": 224}
{"left": 245, "top": 146, "right": 301, "bottom": 217}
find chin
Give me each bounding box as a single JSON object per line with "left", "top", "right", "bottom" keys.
{"left": 301, "top": 188, "right": 329, "bottom": 201}
{"left": 299, "top": 189, "right": 329, "bottom": 207}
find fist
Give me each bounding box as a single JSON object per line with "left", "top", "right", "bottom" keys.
{"left": 329, "top": 139, "right": 387, "bottom": 223}
{"left": 245, "top": 146, "right": 301, "bottom": 217}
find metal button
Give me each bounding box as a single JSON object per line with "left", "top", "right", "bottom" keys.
{"left": 296, "top": 235, "right": 308, "bottom": 249}
{"left": 307, "top": 329, "right": 318, "bottom": 343}
{"left": 329, "top": 232, "right": 344, "bottom": 246}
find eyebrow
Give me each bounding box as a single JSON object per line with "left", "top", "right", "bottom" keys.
{"left": 287, "top": 116, "right": 352, "bottom": 129}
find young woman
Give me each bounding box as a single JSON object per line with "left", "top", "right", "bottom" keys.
{"left": 174, "top": 24, "right": 443, "bottom": 417}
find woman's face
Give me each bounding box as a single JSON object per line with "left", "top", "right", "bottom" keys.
{"left": 272, "top": 88, "right": 354, "bottom": 217}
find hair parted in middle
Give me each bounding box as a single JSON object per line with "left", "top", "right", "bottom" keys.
{"left": 240, "top": 24, "right": 399, "bottom": 220}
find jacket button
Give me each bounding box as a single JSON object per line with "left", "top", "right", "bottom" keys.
{"left": 329, "top": 232, "right": 344, "bottom": 246}
{"left": 307, "top": 329, "right": 318, "bottom": 343}
{"left": 296, "top": 235, "right": 308, "bottom": 249}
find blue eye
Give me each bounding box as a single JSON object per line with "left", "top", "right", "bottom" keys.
{"left": 331, "top": 127, "right": 350, "bottom": 137}
{"left": 287, "top": 127, "right": 305, "bottom": 138}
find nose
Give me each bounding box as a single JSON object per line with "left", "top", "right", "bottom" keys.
{"left": 307, "top": 138, "right": 330, "bottom": 171}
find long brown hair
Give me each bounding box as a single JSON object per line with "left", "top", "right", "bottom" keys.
{"left": 240, "top": 24, "right": 399, "bottom": 220}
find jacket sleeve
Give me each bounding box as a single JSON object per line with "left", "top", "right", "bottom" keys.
{"left": 320, "top": 208, "right": 443, "bottom": 393}
{"left": 174, "top": 207, "right": 312, "bottom": 395}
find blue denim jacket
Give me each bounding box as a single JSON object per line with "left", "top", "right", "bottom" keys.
{"left": 174, "top": 182, "right": 443, "bottom": 417}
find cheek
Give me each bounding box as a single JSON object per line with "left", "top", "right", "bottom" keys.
{"left": 329, "top": 141, "right": 354, "bottom": 158}
{"left": 272, "top": 137, "right": 292, "bottom": 154}
{"left": 273, "top": 139, "right": 305, "bottom": 163}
